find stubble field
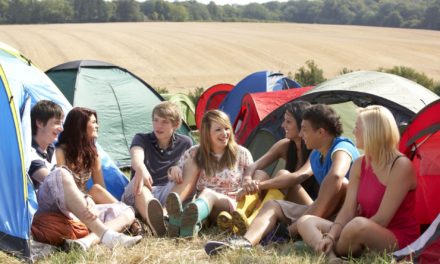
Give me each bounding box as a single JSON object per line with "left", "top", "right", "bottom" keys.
{"left": 1, "top": 22, "right": 439, "bottom": 92}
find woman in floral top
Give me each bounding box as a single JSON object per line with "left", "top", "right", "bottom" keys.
{"left": 166, "top": 110, "right": 253, "bottom": 237}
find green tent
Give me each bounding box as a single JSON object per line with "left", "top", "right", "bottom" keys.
{"left": 46, "top": 60, "right": 193, "bottom": 168}
{"left": 162, "top": 93, "right": 196, "bottom": 129}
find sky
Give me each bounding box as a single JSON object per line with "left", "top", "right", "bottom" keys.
{"left": 164, "top": 0, "right": 288, "bottom": 5}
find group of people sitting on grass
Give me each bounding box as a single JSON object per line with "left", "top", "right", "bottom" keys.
{"left": 29, "top": 99, "right": 419, "bottom": 262}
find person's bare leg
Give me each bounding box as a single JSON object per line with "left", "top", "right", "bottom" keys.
{"left": 134, "top": 187, "right": 154, "bottom": 221}
{"left": 170, "top": 158, "right": 199, "bottom": 202}
{"left": 61, "top": 169, "right": 141, "bottom": 249}
{"left": 88, "top": 184, "right": 118, "bottom": 204}
{"left": 335, "top": 217, "right": 398, "bottom": 257}
{"left": 61, "top": 169, "right": 108, "bottom": 238}
{"left": 243, "top": 200, "right": 288, "bottom": 246}
{"left": 297, "top": 215, "right": 332, "bottom": 251}
{"left": 285, "top": 182, "right": 313, "bottom": 205}
{"left": 76, "top": 207, "right": 137, "bottom": 246}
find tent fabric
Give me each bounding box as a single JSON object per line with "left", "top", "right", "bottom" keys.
{"left": 394, "top": 213, "right": 440, "bottom": 263}
{"left": 399, "top": 99, "right": 440, "bottom": 226}
{"left": 162, "top": 93, "right": 196, "bottom": 129}
{"left": 234, "top": 87, "right": 312, "bottom": 145}
{"left": 245, "top": 71, "right": 439, "bottom": 177}
{"left": 0, "top": 64, "right": 31, "bottom": 258}
{"left": 195, "top": 83, "right": 234, "bottom": 129}
{"left": 219, "top": 71, "right": 301, "bottom": 124}
{"left": 46, "top": 60, "right": 193, "bottom": 168}
{"left": 0, "top": 46, "right": 130, "bottom": 259}
{"left": 300, "top": 71, "right": 439, "bottom": 125}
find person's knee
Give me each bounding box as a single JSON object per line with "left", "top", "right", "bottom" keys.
{"left": 342, "top": 216, "right": 369, "bottom": 239}
{"left": 254, "top": 170, "right": 270, "bottom": 181}
{"left": 59, "top": 168, "right": 76, "bottom": 187}
{"left": 296, "top": 215, "right": 315, "bottom": 230}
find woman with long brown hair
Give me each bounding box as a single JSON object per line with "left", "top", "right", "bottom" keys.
{"left": 56, "top": 107, "right": 116, "bottom": 204}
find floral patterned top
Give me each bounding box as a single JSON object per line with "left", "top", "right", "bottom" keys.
{"left": 178, "top": 145, "right": 253, "bottom": 199}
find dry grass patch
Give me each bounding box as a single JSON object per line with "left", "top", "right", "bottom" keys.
{"left": 0, "top": 226, "right": 409, "bottom": 264}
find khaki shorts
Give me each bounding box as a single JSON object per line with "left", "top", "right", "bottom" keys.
{"left": 121, "top": 180, "right": 175, "bottom": 207}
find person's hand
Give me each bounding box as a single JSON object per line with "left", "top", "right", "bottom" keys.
{"left": 235, "top": 188, "right": 247, "bottom": 201}
{"left": 134, "top": 167, "right": 152, "bottom": 194}
{"left": 242, "top": 177, "right": 259, "bottom": 194}
{"left": 168, "top": 166, "right": 183, "bottom": 184}
{"left": 317, "top": 234, "right": 335, "bottom": 254}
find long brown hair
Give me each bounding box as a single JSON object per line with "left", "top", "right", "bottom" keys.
{"left": 195, "top": 110, "right": 238, "bottom": 177}
{"left": 57, "top": 107, "right": 98, "bottom": 173}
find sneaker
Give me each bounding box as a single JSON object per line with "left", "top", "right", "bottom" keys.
{"left": 180, "top": 202, "right": 200, "bottom": 238}
{"left": 101, "top": 230, "right": 142, "bottom": 249}
{"left": 63, "top": 238, "right": 90, "bottom": 252}
{"left": 204, "top": 236, "right": 252, "bottom": 256}
{"left": 146, "top": 198, "right": 167, "bottom": 237}
{"left": 165, "top": 192, "right": 183, "bottom": 237}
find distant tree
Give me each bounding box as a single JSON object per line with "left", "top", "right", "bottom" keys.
{"left": 168, "top": 4, "right": 188, "bottom": 22}
{"left": 294, "top": 60, "right": 326, "bottom": 86}
{"left": 113, "top": 0, "right": 143, "bottom": 22}
{"left": 33, "top": 0, "right": 74, "bottom": 23}
{"left": 8, "top": 0, "right": 33, "bottom": 23}
{"left": 185, "top": 2, "right": 210, "bottom": 21}
{"left": 319, "top": 0, "right": 356, "bottom": 24}
{"left": 0, "top": 0, "right": 8, "bottom": 22}
{"left": 379, "top": 66, "right": 439, "bottom": 92}
{"left": 383, "top": 11, "right": 403, "bottom": 27}
{"left": 70, "top": 0, "right": 109, "bottom": 22}
{"left": 207, "top": 1, "right": 223, "bottom": 21}
{"left": 242, "top": 3, "right": 270, "bottom": 20}
{"left": 222, "top": 4, "right": 239, "bottom": 21}
{"left": 422, "top": 1, "right": 440, "bottom": 30}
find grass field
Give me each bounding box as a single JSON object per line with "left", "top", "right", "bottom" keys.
{"left": 0, "top": 227, "right": 405, "bottom": 264}
{"left": 0, "top": 22, "right": 439, "bottom": 92}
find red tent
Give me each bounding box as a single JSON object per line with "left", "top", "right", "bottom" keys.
{"left": 195, "top": 83, "right": 234, "bottom": 129}
{"left": 233, "top": 87, "right": 312, "bottom": 145}
{"left": 394, "top": 99, "right": 440, "bottom": 263}
{"left": 399, "top": 99, "right": 440, "bottom": 225}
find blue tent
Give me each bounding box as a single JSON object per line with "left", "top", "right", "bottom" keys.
{"left": 219, "top": 71, "right": 300, "bottom": 124}
{"left": 0, "top": 43, "right": 128, "bottom": 259}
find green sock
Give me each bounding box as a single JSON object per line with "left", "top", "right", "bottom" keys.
{"left": 193, "top": 198, "right": 210, "bottom": 222}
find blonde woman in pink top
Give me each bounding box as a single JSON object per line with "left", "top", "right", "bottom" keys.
{"left": 297, "top": 105, "right": 419, "bottom": 263}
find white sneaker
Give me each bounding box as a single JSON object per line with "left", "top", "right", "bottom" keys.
{"left": 101, "top": 230, "right": 142, "bottom": 249}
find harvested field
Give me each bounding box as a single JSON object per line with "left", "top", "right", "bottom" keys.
{"left": 1, "top": 22, "right": 439, "bottom": 91}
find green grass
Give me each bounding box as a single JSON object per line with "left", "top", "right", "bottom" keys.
{"left": 0, "top": 226, "right": 407, "bottom": 264}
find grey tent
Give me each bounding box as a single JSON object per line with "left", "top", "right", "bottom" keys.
{"left": 46, "top": 60, "right": 193, "bottom": 167}
{"left": 246, "top": 71, "right": 439, "bottom": 177}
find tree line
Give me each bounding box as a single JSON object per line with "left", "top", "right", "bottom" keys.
{"left": 1, "top": 0, "right": 439, "bottom": 30}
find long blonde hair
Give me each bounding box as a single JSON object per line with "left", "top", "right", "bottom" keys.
{"left": 195, "top": 110, "right": 238, "bottom": 177}
{"left": 358, "top": 105, "right": 400, "bottom": 168}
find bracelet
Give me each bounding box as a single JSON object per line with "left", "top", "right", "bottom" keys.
{"left": 322, "top": 233, "right": 336, "bottom": 244}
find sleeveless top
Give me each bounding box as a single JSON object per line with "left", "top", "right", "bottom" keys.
{"left": 178, "top": 145, "right": 253, "bottom": 199}
{"left": 71, "top": 169, "right": 92, "bottom": 193}
{"left": 357, "top": 157, "right": 419, "bottom": 249}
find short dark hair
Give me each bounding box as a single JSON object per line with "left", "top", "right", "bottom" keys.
{"left": 302, "top": 104, "right": 343, "bottom": 137}
{"left": 31, "top": 100, "right": 64, "bottom": 136}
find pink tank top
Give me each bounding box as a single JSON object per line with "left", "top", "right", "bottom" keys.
{"left": 357, "top": 157, "right": 419, "bottom": 249}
